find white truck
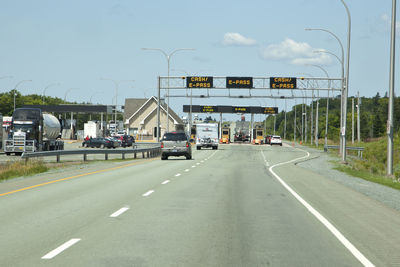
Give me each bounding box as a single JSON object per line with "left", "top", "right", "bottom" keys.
{"left": 84, "top": 121, "right": 102, "bottom": 138}
{"left": 196, "top": 123, "right": 219, "bottom": 150}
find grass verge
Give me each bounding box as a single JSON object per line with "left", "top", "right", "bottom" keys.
{"left": 0, "top": 159, "right": 49, "bottom": 181}
{"left": 333, "top": 162, "right": 400, "bottom": 191}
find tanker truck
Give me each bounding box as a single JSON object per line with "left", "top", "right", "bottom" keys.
{"left": 5, "top": 108, "right": 64, "bottom": 155}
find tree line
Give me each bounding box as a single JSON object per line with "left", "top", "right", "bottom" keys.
{"left": 265, "top": 93, "right": 400, "bottom": 142}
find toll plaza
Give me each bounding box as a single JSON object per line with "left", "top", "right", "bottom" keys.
{"left": 183, "top": 105, "right": 278, "bottom": 143}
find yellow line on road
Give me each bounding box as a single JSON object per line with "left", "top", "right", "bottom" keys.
{"left": 0, "top": 158, "right": 158, "bottom": 197}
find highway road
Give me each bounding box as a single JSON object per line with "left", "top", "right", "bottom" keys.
{"left": 1, "top": 143, "right": 400, "bottom": 266}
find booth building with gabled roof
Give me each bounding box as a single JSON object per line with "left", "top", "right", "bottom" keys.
{"left": 124, "top": 96, "right": 184, "bottom": 141}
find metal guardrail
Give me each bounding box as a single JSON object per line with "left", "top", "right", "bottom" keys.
{"left": 21, "top": 144, "right": 161, "bottom": 162}
{"left": 324, "top": 145, "right": 364, "bottom": 158}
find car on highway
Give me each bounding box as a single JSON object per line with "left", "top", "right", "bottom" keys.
{"left": 82, "top": 137, "right": 116, "bottom": 148}
{"left": 161, "top": 132, "right": 192, "bottom": 160}
{"left": 270, "top": 135, "right": 282, "bottom": 146}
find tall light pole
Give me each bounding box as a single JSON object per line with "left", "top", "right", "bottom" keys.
{"left": 387, "top": 0, "right": 396, "bottom": 176}
{"left": 13, "top": 80, "right": 32, "bottom": 111}
{"left": 306, "top": 64, "right": 330, "bottom": 148}
{"left": 89, "top": 91, "right": 103, "bottom": 104}
{"left": 305, "top": 28, "right": 345, "bottom": 156}
{"left": 42, "top": 83, "right": 60, "bottom": 105}
{"left": 64, "top": 88, "right": 78, "bottom": 102}
{"left": 339, "top": 0, "right": 352, "bottom": 162}
{"left": 142, "top": 48, "right": 195, "bottom": 132}
{"left": 101, "top": 78, "right": 134, "bottom": 126}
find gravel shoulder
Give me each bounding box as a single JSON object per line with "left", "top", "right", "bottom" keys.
{"left": 293, "top": 144, "right": 400, "bottom": 213}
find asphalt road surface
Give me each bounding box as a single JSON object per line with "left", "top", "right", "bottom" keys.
{"left": 1, "top": 143, "right": 400, "bottom": 266}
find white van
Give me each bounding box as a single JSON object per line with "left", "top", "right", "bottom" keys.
{"left": 196, "top": 123, "right": 219, "bottom": 150}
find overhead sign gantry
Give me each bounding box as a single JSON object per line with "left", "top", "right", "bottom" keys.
{"left": 183, "top": 105, "right": 278, "bottom": 114}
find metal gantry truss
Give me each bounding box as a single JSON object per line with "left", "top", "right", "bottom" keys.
{"left": 159, "top": 76, "right": 343, "bottom": 99}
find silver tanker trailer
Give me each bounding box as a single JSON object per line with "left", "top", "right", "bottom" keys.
{"left": 5, "top": 108, "right": 64, "bottom": 155}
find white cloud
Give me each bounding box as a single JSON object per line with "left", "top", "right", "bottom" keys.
{"left": 260, "top": 39, "right": 332, "bottom": 65}
{"left": 223, "top": 32, "right": 256, "bottom": 46}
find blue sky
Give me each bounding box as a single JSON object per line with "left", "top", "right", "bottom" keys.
{"left": 0, "top": 0, "right": 397, "bottom": 120}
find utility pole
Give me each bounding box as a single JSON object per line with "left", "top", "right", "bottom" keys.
{"left": 387, "top": 0, "right": 396, "bottom": 176}
{"left": 311, "top": 90, "right": 314, "bottom": 145}
{"left": 357, "top": 91, "right": 360, "bottom": 143}
{"left": 352, "top": 97, "right": 355, "bottom": 144}
{"left": 294, "top": 102, "right": 297, "bottom": 144}
{"left": 315, "top": 98, "right": 319, "bottom": 147}
{"left": 305, "top": 105, "right": 308, "bottom": 144}
{"left": 284, "top": 99, "right": 287, "bottom": 140}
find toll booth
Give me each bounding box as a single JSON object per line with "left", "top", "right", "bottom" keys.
{"left": 252, "top": 128, "right": 264, "bottom": 145}
{"left": 220, "top": 127, "right": 230, "bottom": 144}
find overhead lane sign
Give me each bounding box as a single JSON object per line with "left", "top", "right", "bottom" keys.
{"left": 270, "top": 77, "right": 297, "bottom": 89}
{"left": 186, "top": 76, "right": 213, "bottom": 88}
{"left": 183, "top": 105, "right": 278, "bottom": 114}
{"left": 226, "top": 77, "right": 253, "bottom": 88}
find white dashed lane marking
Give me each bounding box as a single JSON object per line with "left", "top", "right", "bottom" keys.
{"left": 42, "top": 239, "right": 81, "bottom": 259}
{"left": 110, "top": 207, "right": 129, "bottom": 218}
{"left": 142, "top": 190, "right": 154, "bottom": 197}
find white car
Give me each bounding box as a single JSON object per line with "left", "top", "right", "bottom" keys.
{"left": 270, "top": 135, "right": 282, "bottom": 146}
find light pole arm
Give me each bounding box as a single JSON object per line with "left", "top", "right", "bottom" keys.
{"left": 305, "top": 28, "right": 344, "bottom": 65}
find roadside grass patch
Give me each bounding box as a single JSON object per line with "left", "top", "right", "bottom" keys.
{"left": 0, "top": 160, "right": 49, "bottom": 181}
{"left": 334, "top": 162, "right": 400, "bottom": 191}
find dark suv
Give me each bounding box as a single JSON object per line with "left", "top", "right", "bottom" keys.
{"left": 161, "top": 132, "right": 192, "bottom": 160}
{"left": 82, "top": 137, "right": 115, "bottom": 148}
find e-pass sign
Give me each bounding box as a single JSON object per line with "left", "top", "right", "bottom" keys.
{"left": 226, "top": 77, "right": 253, "bottom": 88}
{"left": 186, "top": 76, "right": 213, "bottom": 88}
{"left": 270, "top": 77, "right": 297, "bottom": 89}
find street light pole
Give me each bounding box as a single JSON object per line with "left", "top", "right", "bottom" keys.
{"left": 101, "top": 78, "right": 134, "bottom": 129}
{"left": 13, "top": 80, "right": 32, "bottom": 111}
{"left": 42, "top": 83, "right": 60, "bottom": 105}
{"left": 142, "top": 48, "right": 195, "bottom": 132}
{"left": 306, "top": 64, "right": 331, "bottom": 148}
{"left": 387, "top": 0, "right": 396, "bottom": 176}
{"left": 305, "top": 28, "right": 345, "bottom": 156}
{"left": 339, "top": 0, "right": 352, "bottom": 162}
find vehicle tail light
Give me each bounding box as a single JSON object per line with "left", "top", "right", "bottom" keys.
{"left": 186, "top": 142, "right": 189, "bottom": 147}
{"left": 106, "top": 140, "right": 110, "bottom": 143}
{"left": 161, "top": 142, "right": 164, "bottom": 148}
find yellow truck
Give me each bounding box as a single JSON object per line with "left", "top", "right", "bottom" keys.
{"left": 252, "top": 128, "right": 264, "bottom": 145}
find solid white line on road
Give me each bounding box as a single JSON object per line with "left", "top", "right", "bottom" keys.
{"left": 184, "top": 169, "right": 190, "bottom": 172}
{"left": 161, "top": 180, "right": 170, "bottom": 185}
{"left": 142, "top": 190, "right": 154, "bottom": 197}
{"left": 175, "top": 173, "right": 181, "bottom": 177}
{"left": 267, "top": 149, "right": 374, "bottom": 267}
{"left": 110, "top": 207, "right": 129, "bottom": 218}
{"left": 42, "top": 238, "right": 81, "bottom": 259}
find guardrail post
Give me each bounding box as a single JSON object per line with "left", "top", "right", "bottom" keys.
{"left": 122, "top": 152, "right": 125, "bottom": 160}
{"left": 134, "top": 152, "right": 137, "bottom": 159}
{"left": 56, "top": 154, "right": 60, "bottom": 163}
{"left": 147, "top": 151, "right": 150, "bottom": 158}
{"left": 25, "top": 157, "right": 29, "bottom": 164}
{"left": 105, "top": 153, "right": 108, "bottom": 160}
{"left": 142, "top": 152, "right": 145, "bottom": 158}
{"left": 83, "top": 153, "right": 87, "bottom": 161}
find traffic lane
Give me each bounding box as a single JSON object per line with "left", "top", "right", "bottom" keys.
{"left": 45, "top": 144, "right": 361, "bottom": 266}
{"left": 0, "top": 146, "right": 212, "bottom": 195}
{"left": 274, "top": 152, "right": 400, "bottom": 266}
{"left": 0, "top": 148, "right": 215, "bottom": 266}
